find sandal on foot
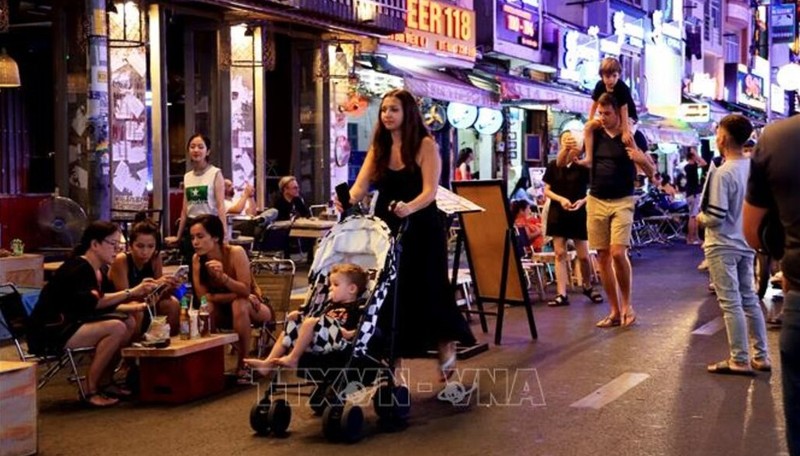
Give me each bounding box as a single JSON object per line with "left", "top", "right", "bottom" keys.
{"left": 547, "top": 295, "right": 570, "bottom": 307}
{"left": 596, "top": 315, "right": 621, "bottom": 328}
{"left": 102, "top": 384, "right": 133, "bottom": 398}
{"left": 751, "top": 358, "right": 772, "bottom": 372}
{"left": 621, "top": 309, "right": 637, "bottom": 327}
{"left": 82, "top": 392, "right": 119, "bottom": 408}
{"left": 707, "top": 359, "right": 754, "bottom": 375}
{"left": 236, "top": 369, "right": 255, "bottom": 385}
{"left": 439, "top": 353, "right": 457, "bottom": 383}
{"left": 582, "top": 287, "right": 603, "bottom": 303}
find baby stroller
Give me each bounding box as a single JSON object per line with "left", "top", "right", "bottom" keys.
{"left": 248, "top": 214, "right": 410, "bottom": 442}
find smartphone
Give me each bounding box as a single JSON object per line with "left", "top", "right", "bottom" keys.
{"left": 335, "top": 182, "right": 352, "bottom": 211}
{"left": 173, "top": 265, "right": 190, "bottom": 283}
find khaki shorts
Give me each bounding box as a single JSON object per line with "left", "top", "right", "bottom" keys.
{"left": 586, "top": 194, "right": 636, "bottom": 250}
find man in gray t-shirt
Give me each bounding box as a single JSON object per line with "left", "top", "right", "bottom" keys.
{"left": 701, "top": 114, "right": 769, "bottom": 377}
{"left": 744, "top": 115, "right": 800, "bottom": 456}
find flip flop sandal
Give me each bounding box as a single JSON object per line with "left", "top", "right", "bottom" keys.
{"left": 582, "top": 287, "right": 603, "bottom": 303}
{"left": 707, "top": 360, "right": 754, "bottom": 376}
{"left": 236, "top": 369, "right": 256, "bottom": 385}
{"left": 103, "top": 384, "right": 133, "bottom": 398}
{"left": 82, "top": 393, "right": 119, "bottom": 408}
{"left": 596, "top": 315, "right": 621, "bottom": 328}
{"left": 547, "top": 295, "right": 570, "bottom": 307}
{"left": 622, "top": 310, "right": 637, "bottom": 327}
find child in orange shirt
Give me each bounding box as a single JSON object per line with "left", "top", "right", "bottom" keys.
{"left": 511, "top": 200, "right": 544, "bottom": 252}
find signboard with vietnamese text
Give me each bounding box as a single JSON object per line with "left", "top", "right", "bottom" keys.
{"left": 383, "top": 0, "right": 477, "bottom": 62}
{"left": 678, "top": 103, "right": 710, "bottom": 123}
{"left": 496, "top": 0, "right": 540, "bottom": 50}
{"left": 771, "top": 3, "right": 796, "bottom": 44}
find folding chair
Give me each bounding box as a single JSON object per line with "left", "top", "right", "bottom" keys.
{"left": 0, "top": 283, "right": 94, "bottom": 399}
{"left": 250, "top": 258, "right": 296, "bottom": 357}
{"left": 513, "top": 228, "right": 548, "bottom": 301}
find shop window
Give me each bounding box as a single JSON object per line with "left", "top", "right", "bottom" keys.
{"left": 704, "top": 0, "right": 722, "bottom": 46}
{"left": 724, "top": 34, "right": 740, "bottom": 63}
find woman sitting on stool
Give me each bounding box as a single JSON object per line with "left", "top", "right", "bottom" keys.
{"left": 190, "top": 214, "right": 273, "bottom": 383}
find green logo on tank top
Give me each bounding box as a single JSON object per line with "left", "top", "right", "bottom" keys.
{"left": 186, "top": 185, "right": 208, "bottom": 204}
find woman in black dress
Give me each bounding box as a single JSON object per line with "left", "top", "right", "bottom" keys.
{"left": 27, "top": 222, "right": 158, "bottom": 406}
{"left": 344, "top": 88, "right": 475, "bottom": 381}
{"left": 542, "top": 130, "right": 603, "bottom": 307}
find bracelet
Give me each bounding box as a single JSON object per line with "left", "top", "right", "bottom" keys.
{"left": 125, "top": 288, "right": 132, "bottom": 299}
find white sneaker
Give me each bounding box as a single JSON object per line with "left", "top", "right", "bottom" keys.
{"left": 697, "top": 259, "right": 709, "bottom": 271}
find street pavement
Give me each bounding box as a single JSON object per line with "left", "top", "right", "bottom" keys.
{"left": 2, "top": 244, "right": 789, "bottom": 455}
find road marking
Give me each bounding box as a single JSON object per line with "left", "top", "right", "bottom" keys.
{"left": 692, "top": 317, "right": 725, "bottom": 336}
{"left": 570, "top": 373, "right": 650, "bottom": 409}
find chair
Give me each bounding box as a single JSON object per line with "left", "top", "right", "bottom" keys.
{"left": 513, "top": 228, "right": 548, "bottom": 301}
{"left": 250, "top": 258, "right": 297, "bottom": 357}
{"left": 0, "top": 283, "right": 94, "bottom": 399}
{"left": 252, "top": 221, "right": 292, "bottom": 259}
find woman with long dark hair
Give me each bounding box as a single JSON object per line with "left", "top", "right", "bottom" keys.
{"left": 28, "top": 222, "right": 158, "bottom": 406}
{"left": 168, "top": 133, "right": 226, "bottom": 262}
{"left": 454, "top": 148, "right": 474, "bottom": 181}
{"left": 190, "top": 214, "right": 272, "bottom": 382}
{"left": 109, "top": 219, "right": 181, "bottom": 335}
{"left": 343, "top": 88, "right": 475, "bottom": 381}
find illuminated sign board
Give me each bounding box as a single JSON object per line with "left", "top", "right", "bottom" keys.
{"left": 559, "top": 30, "right": 600, "bottom": 90}
{"left": 612, "top": 11, "right": 645, "bottom": 48}
{"left": 496, "top": 0, "right": 540, "bottom": 50}
{"left": 384, "top": 0, "right": 477, "bottom": 61}
{"left": 678, "top": 103, "right": 710, "bottom": 123}
{"left": 651, "top": 10, "right": 682, "bottom": 53}
{"left": 725, "top": 64, "right": 766, "bottom": 111}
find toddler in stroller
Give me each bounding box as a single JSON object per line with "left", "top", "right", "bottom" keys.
{"left": 244, "top": 263, "right": 368, "bottom": 374}
{"left": 246, "top": 214, "right": 410, "bottom": 442}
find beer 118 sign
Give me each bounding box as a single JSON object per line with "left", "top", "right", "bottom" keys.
{"left": 384, "top": 0, "right": 477, "bottom": 61}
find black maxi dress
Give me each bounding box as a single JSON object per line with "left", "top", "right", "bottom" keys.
{"left": 373, "top": 167, "right": 476, "bottom": 358}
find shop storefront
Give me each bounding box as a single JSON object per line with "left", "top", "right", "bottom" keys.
{"left": 1, "top": 0, "right": 407, "bottom": 231}
{"left": 331, "top": 0, "right": 499, "bottom": 188}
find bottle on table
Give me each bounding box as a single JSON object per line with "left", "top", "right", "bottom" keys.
{"left": 198, "top": 295, "right": 211, "bottom": 337}
{"left": 179, "top": 297, "right": 190, "bottom": 340}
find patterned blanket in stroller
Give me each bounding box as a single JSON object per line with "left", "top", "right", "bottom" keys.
{"left": 295, "top": 214, "right": 398, "bottom": 360}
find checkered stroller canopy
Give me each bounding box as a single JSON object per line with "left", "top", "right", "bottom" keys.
{"left": 304, "top": 214, "right": 397, "bottom": 358}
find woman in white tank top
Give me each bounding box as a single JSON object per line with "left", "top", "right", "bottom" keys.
{"left": 170, "top": 134, "right": 226, "bottom": 261}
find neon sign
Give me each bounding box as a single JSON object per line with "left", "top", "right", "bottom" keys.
{"left": 613, "top": 11, "right": 645, "bottom": 48}
{"left": 559, "top": 30, "right": 600, "bottom": 90}
{"left": 384, "top": 0, "right": 477, "bottom": 61}
{"left": 496, "top": 0, "right": 540, "bottom": 50}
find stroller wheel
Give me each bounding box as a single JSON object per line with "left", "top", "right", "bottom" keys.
{"left": 373, "top": 385, "right": 410, "bottom": 421}
{"left": 341, "top": 405, "right": 364, "bottom": 443}
{"left": 322, "top": 404, "right": 364, "bottom": 443}
{"left": 268, "top": 399, "right": 292, "bottom": 436}
{"left": 250, "top": 399, "right": 272, "bottom": 436}
{"left": 322, "top": 404, "right": 344, "bottom": 442}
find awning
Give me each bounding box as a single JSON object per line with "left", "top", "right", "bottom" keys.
{"left": 637, "top": 118, "right": 700, "bottom": 146}
{"left": 495, "top": 75, "right": 593, "bottom": 114}
{"left": 398, "top": 65, "right": 500, "bottom": 109}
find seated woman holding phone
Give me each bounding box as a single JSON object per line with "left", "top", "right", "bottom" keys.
{"left": 190, "top": 214, "right": 273, "bottom": 382}
{"left": 109, "top": 219, "right": 183, "bottom": 336}
{"left": 28, "top": 222, "right": 158, "bottom": 407}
